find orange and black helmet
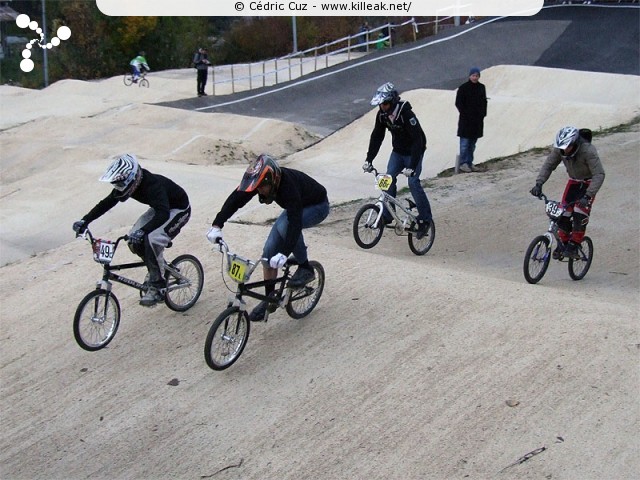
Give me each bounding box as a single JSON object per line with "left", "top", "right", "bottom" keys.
{"left": 238, "top": 154, "right": 282, "bottom": 204}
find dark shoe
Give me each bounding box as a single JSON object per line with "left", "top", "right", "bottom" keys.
{"left": 288, "top": 266, "right": 315, "bottom": 288}
{"left": 552, "top": 242, "right": 565, "bottom": 260}
{"left": 140, "top": 287, "right": 163, "bottom": 307}
{"left": 248, "top": 300, "right": 277, "bottom": 322}
{"left": 201, "top": 92, "right": 208, "bottom": 96}
{"left": 382, "top": 216, "right": 393, "bottom": 226}
{"left": 564, "top": 241, "right": 580, "bottom": 259}
{"left": 416, "top": 220, "right": 431, "bottom": 240}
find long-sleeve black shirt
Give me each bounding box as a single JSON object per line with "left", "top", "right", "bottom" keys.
{"left": 212, "top": 167, "right": 328, "bottom": 256}
{"left": 365, "top": 100, "right": 427, "bottom": 169}
{"left": 83, "top": 169, "right": 189, "bottom": 233}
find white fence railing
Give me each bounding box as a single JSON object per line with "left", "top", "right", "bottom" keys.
{"left": 209, "top": 16, "right": 454, "bottom": 96}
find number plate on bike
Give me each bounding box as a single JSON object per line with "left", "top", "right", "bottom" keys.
{"left": 229, "top": 257, "right": 251, "bottom": 283}
{"left": 92, "top": 239, "right": 116, "bottom": 264}
{"left": 376, "top": 174, "right": 393, "bottom": 191}
{"left": 545, "top": 201, "right": 564, "bottom": 219}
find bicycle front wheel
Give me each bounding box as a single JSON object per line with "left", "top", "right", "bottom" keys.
{"left": 73, "top": 289, "right": 121, "bottom": 351}
{"left": 568, "top": 236, "right": 593, "bottom": 281}
{"left": 523, "top": 235, "right": 551, "bottom": 284}
{"left": 353, "top": 203, "right": 384, "bottom": 249}
{"left": 123, "top": 73, "right": 133, "bottom": 86}
{"left": 164, "top": 254, "right": 204, "bottom": 312}
{"left": 286, "top": 260, "right": 325, "bottom": 319}
{"left": 204, "top": 307, "right": 250, "bottom": 370}
{"left": 139, "top": 78, "right": 149, "bottom": 88}
{"left": 408, "top": 219, "right": 436, "bottom": 256}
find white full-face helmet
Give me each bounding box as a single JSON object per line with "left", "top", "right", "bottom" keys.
{"left": 370, "top": 82, "right": 399, "bottom": 106}
{"left": 553, "top": 126, "right": 580, "bottom": 157}
{"left": 99, "top": 154, "right": 142, "bottom": 199}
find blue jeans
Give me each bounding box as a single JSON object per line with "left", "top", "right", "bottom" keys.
{"left": 385, "top": 151, "right": 432, "bottom": 222}
{"left": 263, "top": 199, "right": 330, "bottom": 263}
{"left": 459, "top": 137, "right": 478, "bottom": 166}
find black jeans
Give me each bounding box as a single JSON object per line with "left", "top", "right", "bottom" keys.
{"left": 197, "top": 69, "right": 208, "bottom": 94}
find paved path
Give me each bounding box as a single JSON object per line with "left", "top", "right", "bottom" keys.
{"left": 158, "top": 5, "right": 639, "bottom": 135}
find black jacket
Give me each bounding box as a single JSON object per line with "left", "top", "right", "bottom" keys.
{"left": 366, "top": 100, "right": 427, "bottom": 169}
{"left": 455, "top": 80, "right": 487, "bottom": 139}
{"left": 213, "top": 167, "right": 328, "bottom": 256}
{"left": 83, "top": 169, "right": 190, "bottom": 233}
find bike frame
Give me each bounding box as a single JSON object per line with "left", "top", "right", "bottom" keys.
{"left": 368, "top": 168, "right": 418, "bottom": 234}
{"left": 217, "top": 240, "right": 295, "bottom": 312}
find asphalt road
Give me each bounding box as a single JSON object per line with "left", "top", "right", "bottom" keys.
{"left": 158, "top": 5, "right": 639, "bottom": 135}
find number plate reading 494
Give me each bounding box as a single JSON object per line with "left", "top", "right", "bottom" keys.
{"left": 93, "top": 239, "right": 115, "bottom": 264}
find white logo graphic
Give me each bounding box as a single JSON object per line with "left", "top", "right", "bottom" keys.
{"left": 15, "top": 14, "right": 71, "bottom": 73}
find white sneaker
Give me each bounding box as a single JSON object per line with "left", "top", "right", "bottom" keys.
{"left": 459, "top": 163, "right": 472, "bottom": 173}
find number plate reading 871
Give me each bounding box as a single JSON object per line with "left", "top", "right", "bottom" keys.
{"left": 376, "top": 174, "right": 393, "bottom": 191}
{"left": 228, "top": 255, "right": 252, "bottom": 283}
{"left": 545, "top": 201, "right": 565, "bottom": 219}
{"left": 92, "top": 239, "right": 116, "bottom": 264}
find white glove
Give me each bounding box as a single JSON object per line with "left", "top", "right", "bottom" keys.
{"left": 402, "top": 168, "right": 415, "bottom": 177}
{"left": 269, "top": 253, "right": 287, "bottom": 269}
{"left": 206, "top": 226, "right": 223, "bottom": 244}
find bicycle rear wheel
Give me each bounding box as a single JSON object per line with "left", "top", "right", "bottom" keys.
{"left": 73, "top": 289, "right": 121, "bottom": 351}
{"left": 164, "top": 254, "right": 204, "bottom": 312}
{"left": 523, "top": 235, "right": 551, "bottom": 284}
{"left": 123, "top": 73, "right": 133, "bottom": 86}
{"left": 286, "top": 261, "right": 325, "bottom": 319}
{"left": 568, "top": 236, "right": 593, "bottom": 280}
{"left": 139, "top": 78, "right": 149, "bottom": 88}
{"left": 408, "top": 219, "right": 436, "bottom": 256}
{"left": 204, "top": 307, "right": 250, "bottom": 370}
{"left": 353, "top": 203, "right": 384, "bottom": 249}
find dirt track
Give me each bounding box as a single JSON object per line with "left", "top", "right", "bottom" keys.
{"left": 0, "top": 124, "right": 638, "bottom": 479}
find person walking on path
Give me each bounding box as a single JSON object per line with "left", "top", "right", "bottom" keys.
{"left": 455, "top": 66, "right": 487, "bottom": 173}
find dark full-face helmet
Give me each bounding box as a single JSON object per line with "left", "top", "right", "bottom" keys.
{"left": 370, "top": 82, "right": 399, "bottom": 107}
{"left": 99, "top": 153, "right": 142, "bottom": 199}
{"left": 238, "top": 154, "right": 282, "bottom": 204}
{"left": 554, "top": 126, "right": 580, "bottom": 158}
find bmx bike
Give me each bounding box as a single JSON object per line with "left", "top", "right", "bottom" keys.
{"left": 204, "top": 238, "right": 325, "bottom": 370}
{"left": 523, "top": 193, "right": 594, "bottom": 284}
{"left": 73, "top": 228, "right": 204, "bottom": 351}
{"left": 123, "top": 70, "right": 149, "bottom": 88}
{"left": 352, "top": 167, "right": 435, "bottom": 255}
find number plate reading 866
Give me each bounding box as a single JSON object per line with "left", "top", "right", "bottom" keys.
{"left": 545, "top": 201, "right": 565, "bottom": 219}
{"left": 228, "top": 256, "right": 252, "bottom": 283}
{"left": 92, "top": 239, "right": 116, "bottom": 264}
{"left": 376, "top": 174, "right": 393, "bottom": 191}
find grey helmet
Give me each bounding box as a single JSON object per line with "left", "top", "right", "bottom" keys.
{"left": 370, "top": 82, "right": 399, "bottom": 106}
{"left": 99, "top": 153, "right": 142, "bottom": 199}
{"left": 554, "top": 126, "right": 580, "bottom": 157}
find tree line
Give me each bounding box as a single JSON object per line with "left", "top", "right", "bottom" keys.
{"left": 2, "top": 1, "right": 431, "bottom": 88}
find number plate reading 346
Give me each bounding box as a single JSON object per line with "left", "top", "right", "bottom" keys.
{"left": 93, "top": 239, "right": 115, "bottom": 264}
{"left": 377, "top": 174, "right": 393, "bottom": 191}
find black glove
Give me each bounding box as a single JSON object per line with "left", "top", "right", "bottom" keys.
{"left": 73, "top": 220, "right": 87, "bottom": 234}
{"left": 362, "top": 161, "right": 373, "bottom": 173}
{"left": 530, "top": 183, "right": 542, "bottom": 197}
{"left": 128, "top": 229, "right": 146, "bottom": 245}
{"left": 578, "top": 194, "right": 591, "bottom": 208}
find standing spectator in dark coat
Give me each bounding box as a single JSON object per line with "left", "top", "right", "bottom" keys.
{"left": 455, "top": 66, "right": 488, "bottom": 172}
{"left": 192, "top": 47, "right": 211, "bottom": 97}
